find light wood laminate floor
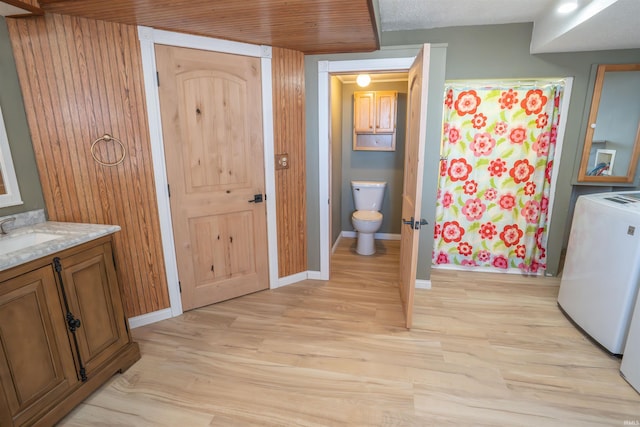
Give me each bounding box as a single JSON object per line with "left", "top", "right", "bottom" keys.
{"left": 59, "top": 238, "right": 640, "bottom": 426}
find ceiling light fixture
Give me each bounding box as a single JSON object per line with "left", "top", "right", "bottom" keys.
{"left": 558, "top": 0, "right": 578, "bottom": 14}
{"left": 356, "top": 74, "right": 371, "bottom": 87}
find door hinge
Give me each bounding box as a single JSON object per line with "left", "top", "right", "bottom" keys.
{"left": 53, "top": 257, "right": 62, "bottom": 273}
{"left": 156, "top": 71, "right": 160, "bottom": 87}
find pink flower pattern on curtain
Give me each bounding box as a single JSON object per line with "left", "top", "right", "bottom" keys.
{"left": 433, "top": 82, "right": 564, "bottom": 273}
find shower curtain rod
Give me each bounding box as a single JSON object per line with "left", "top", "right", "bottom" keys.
{"left": 444, "top": 77, "right": 567, "bottom": 90}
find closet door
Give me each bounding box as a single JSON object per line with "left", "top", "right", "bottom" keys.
{"left": 156, "top": 44, "right": 269, "bottom": 310}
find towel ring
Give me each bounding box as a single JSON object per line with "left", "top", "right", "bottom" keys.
{"left": 90, "top": 134, "right": 126, "bottom": 167}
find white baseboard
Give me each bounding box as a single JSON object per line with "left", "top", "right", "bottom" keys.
{"left": 332, "top": 233, "right": 342, "bottom": 254}
{"left": 273, "top": 270, "right": 326, "bottom": 289}
{"left": 274, "top": 271, "right": 308, "bottom": 289}
{"left": 341, "top": 231, "right": 401, "bottom": 240}
{"left": 432, "top": 264, "right": 543, "bottom": 276}
{"left": 128, "top": 308, "right": 173, "bottom": 329}
{"left": 307, "top": 270, "right": 324, "bottom": 280}
{"left": 416, "top": 279, "right": 432, "bottom": 289}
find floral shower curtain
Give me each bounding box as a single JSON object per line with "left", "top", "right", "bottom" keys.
{"left": 433, "top": 81, "right": 565, "bottom": 273}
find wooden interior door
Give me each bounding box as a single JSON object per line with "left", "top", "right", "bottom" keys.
{"left": 399, "top": 45, "right": 430, "bottom": 329}
{"left": 156, "top": 45, "right": 269, "bottom": 311}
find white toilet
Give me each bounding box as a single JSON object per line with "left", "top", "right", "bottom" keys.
{"left": 351, "top": 180, "right": 386, "bottom": 255}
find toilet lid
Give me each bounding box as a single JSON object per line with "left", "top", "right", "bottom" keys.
{"left": 353, "top": 210, "right": 382, "bottom": 221}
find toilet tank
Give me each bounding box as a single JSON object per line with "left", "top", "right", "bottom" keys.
{"left": 351, "top": 181, "right": 386, "bottom": 211}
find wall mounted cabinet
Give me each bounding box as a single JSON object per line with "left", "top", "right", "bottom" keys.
{"left": 0, "top": 235, "right": 139, "bottom": 427}
{"left": 353, "top": 91, "right": 397, "bottom": 151}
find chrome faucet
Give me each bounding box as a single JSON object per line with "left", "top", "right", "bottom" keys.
{"left": 0, "top": 217, "right": 16, "bottom": 235}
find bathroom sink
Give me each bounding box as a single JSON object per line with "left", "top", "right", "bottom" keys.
{"left": 0, "top": 232, "right": 63, "bottom": 256}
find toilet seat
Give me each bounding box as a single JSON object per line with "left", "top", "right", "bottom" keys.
{"left": 352, "top": 210, "right": 382, "bottom": 221}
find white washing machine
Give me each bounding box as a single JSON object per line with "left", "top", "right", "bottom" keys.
{"left": 621, "top": 290, "right": 640, "bottom": 393}
{"left": 558, "top": 191, "right": 640, "bottom": 354}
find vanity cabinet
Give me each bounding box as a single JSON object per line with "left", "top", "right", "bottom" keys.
{"left": 353, "top": 91, "right": 398, "bottom": 151}
{"left": 0, "top": 235, "right": 139, "bottom": 427}
{"left": 54, "top": 242, "right": 131, "bottom": 381}
{"left": 0, "top": 266, "right": 78, "bottom": 426}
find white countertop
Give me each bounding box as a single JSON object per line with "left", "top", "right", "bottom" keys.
{"left": 0, "top": 221, "right": 120, "bottom": 271}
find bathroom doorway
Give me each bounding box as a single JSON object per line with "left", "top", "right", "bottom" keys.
{"left": 328, "top": 73, "right": 408, "bottom": 254}
{"left": 317, "top": 57, "right": 416, "bottom": 280}
{"left": 319, "top": 49, "right": 432, "bottom": 327}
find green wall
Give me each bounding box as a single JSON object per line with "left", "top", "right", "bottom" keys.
{"left": 382, "top": 23, "right": 640, "bottom": 276}
{"left": 330, "top": 76, "right": 343, "bottom": 244}
{"left": 306, "top": 45, "right": 447, "bottom": 278}
{"left": 340, "top": 80, "right": 407, "bottom": 236}
{"left": 418, "top": 46, "right": 447, "bottom": 282}
{"left": 0, "top": 18, "right": 45, "bottom": 217}
{"left": 305, "top": 46, "right": 431, "bottom": 272}
{"left": 307, "top": 23, "right": 640, "bottom": 279}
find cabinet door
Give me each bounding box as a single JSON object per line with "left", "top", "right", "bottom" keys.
{"left": 375, "top": 91, "right": 397, "bottom": 133}
{"left": 0, "top": 266, "right": 78, "bottom": 426}
{"left": 353, "top": 92, "right": 375, "bottom": 133}
{"left": 58, "top": 242, "right": 129, "bottom": 379}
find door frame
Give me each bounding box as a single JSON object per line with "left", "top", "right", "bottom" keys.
{"left": 317, "top": 57, "right": 415, "bottom": 280}
{"left": 137, "top": 26, "right": 278, "bottom": 322}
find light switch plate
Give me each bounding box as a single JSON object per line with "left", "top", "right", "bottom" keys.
{"left": 275, "top": 153, "right": 289, "bottom": 170}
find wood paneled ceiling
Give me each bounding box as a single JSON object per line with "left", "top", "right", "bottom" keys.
{"left": 35, "top": 0, "right": 379, "bottom": 54}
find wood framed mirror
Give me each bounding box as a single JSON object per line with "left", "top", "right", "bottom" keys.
{"left": 577, "top": 64, "right": 640, "bottom": 183}
{"left": 0, "top": 104, "right": 22, "bottom": 207}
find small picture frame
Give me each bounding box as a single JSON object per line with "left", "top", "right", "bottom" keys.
{"left": 593, "top": 149, "right": 616, "bottom": 176}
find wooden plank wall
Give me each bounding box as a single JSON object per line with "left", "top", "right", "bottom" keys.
{"left": 272, "top": 47, "right": 307, "bottom": 277}
{"left": 7, "top": 14, "right": 170, "bottom": 317}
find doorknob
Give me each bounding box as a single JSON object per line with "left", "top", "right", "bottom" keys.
{"left": 402, "top": 217, "right": 428, "bottom": 230}
{"left": 248, "top": 194, "right": 264, "bottom": 203}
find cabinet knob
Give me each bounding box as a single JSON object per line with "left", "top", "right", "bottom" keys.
{"left": 66, "top": 313, "right": 81, "bottom": 332}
